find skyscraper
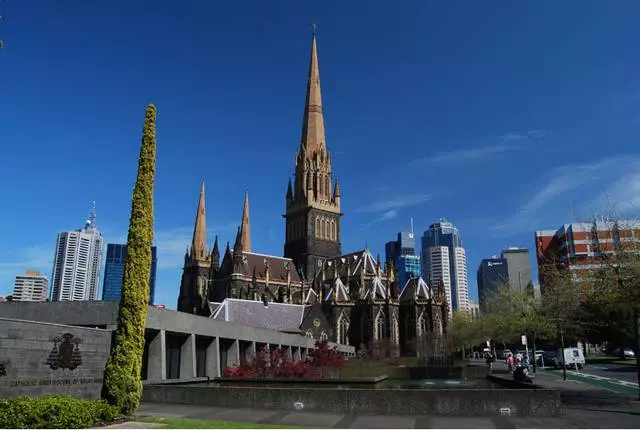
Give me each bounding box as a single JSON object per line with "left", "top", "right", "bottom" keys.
{"left": 476, "top": 256, "right": 509, "bottom": 312}
{"left": 102, "top": 244, "right": 157, "bottom": 304}
{"left": 421, "top": 219, "right": 469, "bottom": 312}
{"left": 50, "top": 203, "right": 104, "bottom": 301}
{"left": 385, "top": 230, "right": 420, "bottom": 290}
{"left": 13, "top": 270, "right": 48, "bottom": 302}
{"left": 501, "top": 247, "right": 533, "bottom": 294}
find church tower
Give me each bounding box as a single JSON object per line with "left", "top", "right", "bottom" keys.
{"left": 177, "top": 180, "right": 212, "bottom": 315}
{"left": 284, "top": 28, "right": 342, "bottom": 280}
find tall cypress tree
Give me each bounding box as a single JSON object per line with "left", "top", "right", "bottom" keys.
{"left": 102, "top": 104, "right": 157, "bottom": 415}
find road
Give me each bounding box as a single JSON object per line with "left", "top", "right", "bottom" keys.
{"left": 583, "top": 362, "right": 639, "bottom": 384}
{"left": 537, "top": 362, "right": 639, "bottom": 397}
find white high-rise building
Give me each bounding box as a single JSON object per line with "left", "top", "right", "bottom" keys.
{"left": 453, "top": 247, "right": 469, "bottom": 311}
{"left": 13, "top": 270, "right": 48, "bottom": 302}
{"left": 426, "top": 246, "right": 452, "bottom": 309}
{"left": 50, "top": 203, "right": 104, "bottom": 301}
{"left": 421, "top": 219, "right": 470, "bottom": 313}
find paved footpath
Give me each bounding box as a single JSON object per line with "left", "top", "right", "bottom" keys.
{"left": 134, "top": 402, "right": 640, "bottom": 429}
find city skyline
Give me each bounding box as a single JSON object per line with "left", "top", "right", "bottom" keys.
{"left": 1, "top": 1, "right": 640, "bottom": 308}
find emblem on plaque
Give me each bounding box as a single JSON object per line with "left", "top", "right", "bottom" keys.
{"left": 46, "top": 333, "right": 82, "bottom": 370}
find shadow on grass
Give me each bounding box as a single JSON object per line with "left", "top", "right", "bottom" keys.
{"left": 139, "top": 417, "right": 305, "bottom": 429}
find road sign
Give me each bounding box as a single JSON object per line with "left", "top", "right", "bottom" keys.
{"left": 521, "top": 335, "right": 527, "bottom": 346}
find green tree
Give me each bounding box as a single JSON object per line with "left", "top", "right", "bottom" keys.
{"left": 482, "top": 285, "right": 554, "bottom": 347}
{"left": 102, "top": 104, "right": 157, "bottom": 415}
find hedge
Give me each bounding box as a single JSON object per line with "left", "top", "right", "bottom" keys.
{"left": 0, "top": 396, "right": 119, "bottom": 429}
{"left": 102, "top": 104, "right": 157, "bottom": 415}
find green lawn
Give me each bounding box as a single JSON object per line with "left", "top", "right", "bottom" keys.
{"left": 586, "top": 355, "right": 636, "bottom": 366}
{"left": 139, "top": 417, "right": 305, "bottom": 429}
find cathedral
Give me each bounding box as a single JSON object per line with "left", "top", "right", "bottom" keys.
{"left": 177, "top": 30, "right": 448, "bottom": 355}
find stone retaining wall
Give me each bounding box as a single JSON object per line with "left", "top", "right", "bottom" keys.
{"left": 0, "top": 318, "right": 112, "bottom": 399}
{"left": 143, "top": 383, "right": 562, "bottom": 416}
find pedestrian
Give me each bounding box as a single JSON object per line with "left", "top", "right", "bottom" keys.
{"left": 506, "top": 353, "right": 514, "bottom": 373}
{"left": 486, "top": 351, "right": 495, "bottom": 372}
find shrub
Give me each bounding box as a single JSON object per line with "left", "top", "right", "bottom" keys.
{"left": 102, "top": 104, "right": 157, "bottom": 415}
{"left": 0, "top": 396, "right": 119, "bottom": 429}
{"left": 222, "top": 340, "right": 345, "bottom": 380}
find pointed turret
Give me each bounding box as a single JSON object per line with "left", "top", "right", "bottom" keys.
{"left": 241, "top": 192, "right": 251, "bottom": 253}
{"left": 191, "top": 180, "right": 207, "bottom": 261}
{"left": 333, "top": 178, "right": 341, "bottom": 204}
{"left": 286, "top": 178, "right": 293, "bottom": 203}
{"left": 300, "top": 29, "right": 325, "bottom": 155}
{"left": 223, "top": 241, "right": 232, "bottom": 262}
{"left": 211, "top": 235, "right": 220, "bottom": 271}
{"left": 233, "top": 226, "right": 243, "bottom": 257}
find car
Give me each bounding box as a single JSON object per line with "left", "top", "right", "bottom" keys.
{"left": 613, "top": 348, "right": 636, "bottom": 358}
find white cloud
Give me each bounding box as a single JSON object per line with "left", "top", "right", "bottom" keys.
{"left": 491, "top": 156, "right": 632, "bottom": 237}
{"left": 416, "top": 130, "right": 549, "bottom": 167}
{"left": 360, "top": 209, "right": 398, "bottom": 230}
{"left": 356, "top": 194, "right": 431, "bottom": 214}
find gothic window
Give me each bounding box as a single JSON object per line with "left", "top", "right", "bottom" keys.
{"left": 391, "top": 313, "right": 399, "bottom": 344}
{"left": 306, "top": 329, "right": 313, "bottom": 339}
{"left": 330, "top": 220, "right": 336, "bottom": 241}
{"left": 337, "top": 313, "right": 349, "bottom": 345}
{"left": 315, "top": 218, "right": 320, "bottom": 238}
{"left": 326, "top": 176, "right": 330, "bottom": 198}
{"left": 320, "top": 331, "right": 328, "bottom": 341}
{"left": 375, "top": 309, "right": 385, "bottom": 341}
{"left": 323, "top": 218, "right": 328, "bottom": 239}
{"left": 417, "top": 312, "right": 428, "bottom": 338}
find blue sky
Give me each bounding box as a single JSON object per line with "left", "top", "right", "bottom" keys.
{"left": 1, "top": 1, "right": 639, "bottom": 308}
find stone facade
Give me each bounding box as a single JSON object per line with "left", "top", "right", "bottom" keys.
{"left": 0, "top": 318, "right": 111, "bottom": 399}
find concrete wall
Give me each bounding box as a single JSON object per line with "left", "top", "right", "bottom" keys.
{"left": 0, "top": 302, "right": 355, "bottom": 390}
{"left": 0, "top": 302, "right": 353, "bottom": 354}
{"left": 143, "top": 384, "right": 562, "bottom": 417}
{"left": 0, "top": 318, "right": 111, "bottom": 399}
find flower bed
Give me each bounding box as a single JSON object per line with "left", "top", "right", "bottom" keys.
{"left": 222, "top": 340, "right": 345, "bottom": 380}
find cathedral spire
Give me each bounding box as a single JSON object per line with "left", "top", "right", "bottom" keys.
{"left": 300, "top": 27, "right": 326, "bottom": 155}
{"left": 191, "top": 179, "right": 207, "bottom": 260}
{"left": 241, "top": 192, "right": 251, "bottom": 253}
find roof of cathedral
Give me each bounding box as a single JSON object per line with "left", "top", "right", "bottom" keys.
{"left": 324, "top": 277, "right": 351, "bottom": 302}
{"left": 399, "top": 277, "right": 431, "bottom": 301}
{"left": 319, "top": 249, "right": 381, "bottom": 279}
{"left": 304, "top": 287, "right": 320, "bottom": 304}
{"left": 239, "top": 251, "right": 303, "bottom": 284}
{"left": 209, "top": 298, "right": 306, "bottom": 333}
{"left": 362, "top": 276, "right": 387, "bottom": 301}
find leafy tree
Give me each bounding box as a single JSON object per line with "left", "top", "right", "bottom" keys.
{"left": 481, "top": 285, "right": 554, "bottom": 348}
{"left": 102, "top": 104, "right": 157, "bottom": 415}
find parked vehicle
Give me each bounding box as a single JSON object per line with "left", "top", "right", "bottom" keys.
{"left": 555, "top": 347, "right": 585, "bottom": 369}
{"left": 613, "top": 348, "right": 636, "bottom": 358}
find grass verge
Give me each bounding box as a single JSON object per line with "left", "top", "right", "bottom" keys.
{"left": 139, "top": 416, "right": 305, "bottom": 429}
{"left": 586, "top": 356, "right": 635, "bottom": 366}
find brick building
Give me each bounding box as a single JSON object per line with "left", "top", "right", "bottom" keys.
{"left": 535, "top": 219, "right": 640, "bottom": 292}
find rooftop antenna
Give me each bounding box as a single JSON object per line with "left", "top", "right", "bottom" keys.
{"left": 410, "top": 217, "right": 414, "bottom": 236}
{"left": 86, "top": 201, "right": 97, "bottom": 229}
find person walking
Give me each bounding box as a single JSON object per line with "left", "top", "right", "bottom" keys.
{"left": 506, "top": 353, "right": 514, "bottom": 373}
